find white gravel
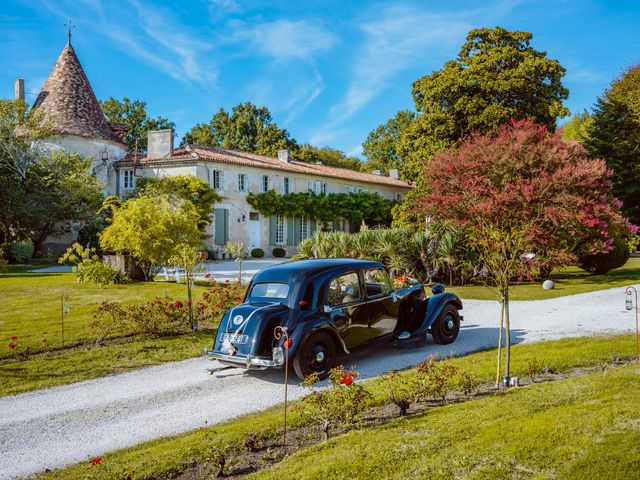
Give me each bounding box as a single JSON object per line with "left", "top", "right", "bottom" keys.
{"left": 0, "top": 284, "right": 638, "bottom": 479}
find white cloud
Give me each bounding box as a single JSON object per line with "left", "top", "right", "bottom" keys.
{"left": 37, "top": 0, "right": 217, "bottom": 86}
{"left": 226, "top": 19, "right": 336, "bottom": 61}
{"left": 312, "top": 0, "right": 522, "bottom": 146}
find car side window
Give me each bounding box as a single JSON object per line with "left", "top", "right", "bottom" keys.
{"left": 327, "top": 272, "right": 362, "bottom": 306}
{"left": 363, "top": 268, "right": 393, "bottom": 297}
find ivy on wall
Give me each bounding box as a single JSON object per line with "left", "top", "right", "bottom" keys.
{"left": 246, "top": 190, "right": 397, "bottom": 226}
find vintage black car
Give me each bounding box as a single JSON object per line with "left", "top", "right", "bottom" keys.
{"left": 205, "top": 259, "right": 463, "bottom": 380}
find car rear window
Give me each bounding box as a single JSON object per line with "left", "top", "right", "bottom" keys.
{"left": 249, "top": 282, "right": 290, "bottom": 299}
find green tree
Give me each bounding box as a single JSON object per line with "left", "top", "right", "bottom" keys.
{"left": 100, "top": 97, "right": 175, "bottom": 152}
{"left": 183, "top": 102, "right": 296, "bottom": 156}
{"left": 133, "top": 175, "right": 220, "bottom": 230}
{"left": 294, "top": 144, "right": 362, "bottom": 171}
{"left": 561, "top": 110, "right": 593, "bottom": 142}
{"left": 585, "top": 64, "right": 640, "bottom": 225}
{"left": 168, "top": 244, "right": 204, "bottom": 330}
{"left": 100, "top": 195, "right": 201, "bottom": 281}
{"left": 393, "top": 26, "right": 569, "bottom": 225}
{"left": 362, "top": 110, "right": 415, "bottom": 180}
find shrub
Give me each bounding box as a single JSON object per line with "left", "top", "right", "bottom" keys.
{"left": 272, "top": 247, "right": 286, "bottom": 258}
{"left": 10, "top": 240, "right": 34, "bottom": 263}
{"left": 81, "top": 261, "right": 131, "bottom": 285}
{"left": 250, "top": 248, "right": 265, "bottom": 258}
{"left": 297, "top": 367, "right": 371, "bottom": 440}
{"left": 579, "top": 238, "right": 630, "bottom": 275}
{"left": 383, "top": 370, "right": 417, "bottom": 416}
{"left": 201, "top": 281, "right": 247, "bottom": 325}
{"left": 415, "top": 356, "right": 459, "bottom": 401}
{"left": 0, "top": 257, "right": 7, "bottom": 273}
{"left": 60, "top": 243, "right": 130, "bottom": 285}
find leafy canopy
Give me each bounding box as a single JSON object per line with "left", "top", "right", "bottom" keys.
{"left": 133, "top": 175, "right": 220, "bottom": 230}
{"left": 392, "top": 26, "right": 569, "bottom": 225}
{"left": 247, "top": 190, "right": 395, "bottom": 226}
{"left": 99, "top": 195, "right": 202, "bottom": 281}
{"left": 294, "top": 144, "right": 362, "bottom": 171}
{"left": 417, "top": 120, "right": 636, "bottom": 274}
{"left": 182, "top": 102, "right": 296, "bottom": 156}
{"left": 362, "top": 110, "right": 415, "bottom": 181}
{"left": 561, "top": 110, "right": 593, "bottom": 143}
{"left": 100, "top": 97, "right": 175, "bottom": 152}
{"left": 585, "top": 64, "right": 640, "bottom": 225}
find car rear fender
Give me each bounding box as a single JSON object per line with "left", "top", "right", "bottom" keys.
{"left": 292, "top": 321, "right": 349, "bottom": 356}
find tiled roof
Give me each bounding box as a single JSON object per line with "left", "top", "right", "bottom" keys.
{"left": 120, "top": 145, "right": 411, "bottom": 188}
{"left": 32, "top": 43, "right": 124, "bottom": 145}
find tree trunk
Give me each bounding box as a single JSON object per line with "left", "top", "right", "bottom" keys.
{"left": 187, "top": 273, "right": 195, "bottom": 331}
{"left": 495, "top": 299, "right": 504, "bottom": 387}
{"left": 504, "top": 289, "right": 511, "bottom": 381}
{"left": 322, "top": 422, "right": 330, "bottom": 441}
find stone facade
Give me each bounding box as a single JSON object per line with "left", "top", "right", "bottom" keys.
{"left": 26, "top": 41, "right": 412, "bottom": 257}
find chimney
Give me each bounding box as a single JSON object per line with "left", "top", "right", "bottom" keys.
{"left": 372, "top": 170, "right": 382, "bottom": 176}
{"left": 147, "top": 129, "right": 174, "bottom": 158}
{"left": 389, "top": 168, "right": 399, "bottom": 179}
{"left": 14, "top": 79, "right": 24, "bottom": 101}
{"left": 277, "top": 148, "right": 290, "bottom": 163}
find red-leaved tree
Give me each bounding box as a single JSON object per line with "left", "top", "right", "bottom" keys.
{"left": 417, "top": 119, "right": 636, "bottom": 385}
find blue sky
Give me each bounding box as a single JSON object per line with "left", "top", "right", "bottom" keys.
{"left": 1, "top": 0, "right": 639, "bottom": 156}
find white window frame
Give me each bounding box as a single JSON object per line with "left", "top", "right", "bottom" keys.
{"left": 283, "top": 177, "right": 291, "bottom": 194}
{"left": 299, "top": 217, "right": 310, "bottom": 241}
{"left": 275, "top": 213, "right": 285, "bottom": 244}
{"left": 238, "top": 173, "right": 247, "bottom": 192}
{"left": 122, "top": 169, "right": 134, "bottom": 189}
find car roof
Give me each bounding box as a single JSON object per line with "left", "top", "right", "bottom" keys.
{"left": 251, "top": 258, "right": 385, "bottom": 284}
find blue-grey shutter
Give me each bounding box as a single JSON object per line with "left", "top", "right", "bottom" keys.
{"left": 215, "top": 208, "right": 228, "bottom": 245}
{"left": 287, "top": 217, "right": 295, "bottom": 246}
{"left": 269, "top": 215, "right": 277, "bottom": 245}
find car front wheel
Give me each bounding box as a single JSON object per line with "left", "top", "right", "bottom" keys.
{"left": 293, "top": 331, "right": 337, "bottom": 381}
{"left": 431, "top": 305, "right": 460, "bottom": 345}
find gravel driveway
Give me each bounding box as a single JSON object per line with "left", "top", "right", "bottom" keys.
{"left": 1, "top": 285, "right": 637, "bottom": 479}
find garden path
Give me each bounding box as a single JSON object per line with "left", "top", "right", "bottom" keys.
{"left": 0, "top": 284, "right": 638, "bottom": 479}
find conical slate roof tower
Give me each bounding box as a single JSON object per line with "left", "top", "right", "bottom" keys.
{"left": 32, "top": 42, "right": 122, "bottom": 144}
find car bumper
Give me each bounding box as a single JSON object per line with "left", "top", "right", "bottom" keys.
{"left": 203, "top": 348, "right": 280, "bottom": 370}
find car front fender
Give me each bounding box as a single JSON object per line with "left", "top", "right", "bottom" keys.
{"left": 414, "top": 292, "right": 463, "bottom": 336}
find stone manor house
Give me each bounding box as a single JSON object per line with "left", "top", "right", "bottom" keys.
{"left": 20, "top": 41, "right": 411, "bottom": 256}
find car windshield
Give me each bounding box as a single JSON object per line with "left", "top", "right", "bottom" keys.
{"left": 249, "top": 282, "right": 290, "bottom": 299}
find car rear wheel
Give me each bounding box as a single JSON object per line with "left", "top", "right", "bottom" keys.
{"left": 431, "top": 305, "right": 460, "bottom": 345}
{"left": 293, "top": 331, "right": 337, "bottom": 381}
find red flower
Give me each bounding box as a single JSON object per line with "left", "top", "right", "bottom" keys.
{"left": 89, "top": 457, "right": 102, "bottom": 466}
{"left": 236, "top": 296, "right": 244, "bottom": 302}
{"left": 97, "top": 306, "right": 103, "bottom": 312}
{"left": 11, "top": 335, "right": 17, "bottom": 341}
{"left": 340, "top": 374, "right": 354, "bottom": 386}
{"left": 42, "top": 338, "right": 48, "bottom": 344}
{"left": 225, "top": 279, "right": 230, "bottom": 283}
{"left": 8, "top": 343, "right": 15, "bottom": 350}
{"left": 339, "top": 372, "right": 356, "bottom": 386}
{"left": 204, "top": 273, "right": 211, "bottom": 279}
{"left": 283, "top": 338, "right": 292, "bottom": 350}
{"left": 175, "top": 301, "right": 184, "bottom": 308}
{"left": 395, "top": 277, "right": 409, "bottom": 283}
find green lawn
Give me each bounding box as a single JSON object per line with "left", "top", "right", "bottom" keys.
{"left": 253, "top": 364, "right": 640, "bottom": 480}
{"left": 34, "top": 334, "right": 639, "bottom": 480}
{"left": 449, "top": 257, "right": 640, "bottom": 301}
{"left": 0, "top": 267, "right": 218, "bottom": 397}
{"left": 0, "top": 267, "right": 210, "bottom": 358}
